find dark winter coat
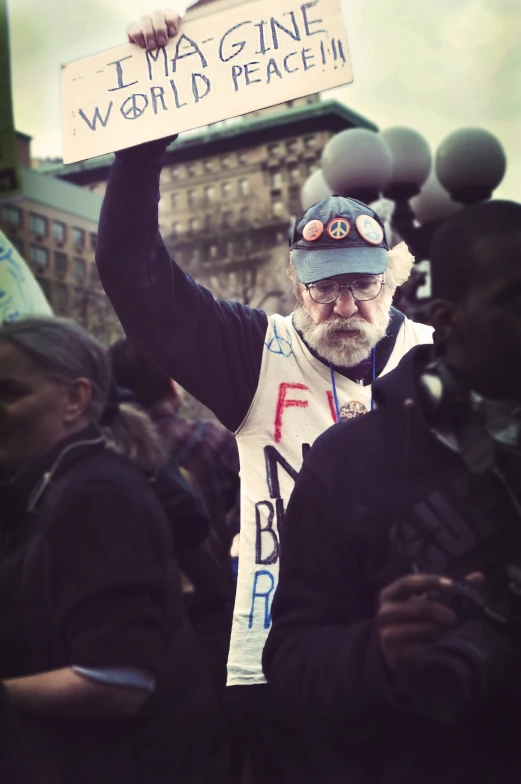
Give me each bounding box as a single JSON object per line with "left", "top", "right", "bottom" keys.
{"left": 0, "top": 425, "right": 227, "bottom": 784}
{"left": 263, "top": 344, "right": 521, "bottom": 784}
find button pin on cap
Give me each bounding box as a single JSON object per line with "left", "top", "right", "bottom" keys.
{"left": 327, "top": 217, "right": 351, "bottom": 240}
{"left": 302, "top": 220, "right": 324, "bottom": 241}
{"left": 356, "top": 214, "right": 384, "bottom": 245}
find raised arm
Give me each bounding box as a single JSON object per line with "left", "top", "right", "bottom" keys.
{"left": 96, "top": 139, "right": 268, "bottom": 432}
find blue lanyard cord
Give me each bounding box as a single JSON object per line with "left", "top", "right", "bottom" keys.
{"left": 329, "top": 348, "right": 376, "bottom": 422}
{"left": 329, "top": 362, "right": 341, "bottom": 423}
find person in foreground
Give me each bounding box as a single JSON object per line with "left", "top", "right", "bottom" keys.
{"left": 0, "top": 317, "right": 226, "bottom": 784}
{"left": 263, "top": 199, "right": 521, "bottom": 784}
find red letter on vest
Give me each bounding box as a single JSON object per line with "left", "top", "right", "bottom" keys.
{"left": 274, "top": 382, "right": 308, "bottom": 443}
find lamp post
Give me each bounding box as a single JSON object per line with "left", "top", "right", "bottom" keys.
{"left": 300, "top": 169, "right": 332, "bottom": 211}
{"left": 311, "top": 125, "right": 507, "bottom": 256}
{"left": 321, "top": 128, "right": 393, "bottom": 204}
{"left": 435, "top": 128, "right": 507, "bottom": 204}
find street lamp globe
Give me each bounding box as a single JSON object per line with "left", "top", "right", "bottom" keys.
{"left": 381, "top": 127, "right": 432, "bottom": 200}
{"left": 410, "top": 169, "right": 463, "bottom": 226}
{"left": 321, "top": 128, "right": 393, "bottom": 204}
{"left": 435, "top": 128, "right": 507, "bottom": 204}
{"left": 300, "top": 169, "right": 333, "bottom": 211}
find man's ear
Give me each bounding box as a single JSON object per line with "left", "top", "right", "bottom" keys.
{"left": 428, "top": 299, "right": 463, "bottom": 346}
{"left": 63, "top": 377, "right": 92, "bottom": 424}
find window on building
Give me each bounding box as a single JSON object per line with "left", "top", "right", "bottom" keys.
{"left": 222, "top": 211, "right": 232, "bottom": 227}
{"left": 273, "top": 201, "right": 284, "bottom": 216}
{"left": 53, "top": 220, "right": 66, "bottom": 244}
{"left": 54, "top": 251, "right": 68, "bottom": 275}
{"left": 73, "top": 288, "right": 88, "bottom": 322}
{"left": 268, "top": 144, "right": 281, "bottom": 156}
{"left": 222, "top": 182, "right": 232, "bottom": 199}
{"left": 187, "top": 163, "right": 197, "bottom": 177}
{"left": 286, "top": 139, "right": 299, "bottom": 154}
{"left": 90, "top": 265, "right": 101, "bottom": 286}
{"left": 204, "top": 159, "right": 214, "bottom": 173}
{"left": 74, "top": 287, "right": 87, "bottom": 306}
{"left": 9, "top": 237, "right": 24, "bottom": 256}
{"left": 190, "top": 217, "right": 201, "bottom": 232}
{"left": 29, "top": 213, "right": 48, "bottom": 237}
{"left": 72, "top": 227, "right": 85, "bottom": 250}
{"left": 2, "top": 204, "right": 22, "bottom": 229}
{"left": 239, "top": 179, "right": 250, "bottom": 196}
{"left": 209, "top": 244, "right": 218, "bottom": 259}
{"left": 90, "top": 233, "right": 97, "bottom": 251}
{"left": 304, "top": 134, "right": 316, "bottom": 149}
{"left": 171, "top": 192, "right": 180, "bottom": 209}
{"left": 73, "top": 257, "right": 86, "bottom": 280}
{"left": 192, "top": 247, "right": 201, "bottom": 265}
{"left": 30, "top": 244, "right": 49, "bottom": 271}
{"left": 270, "top": 171, "right": 283, "bottom": 189}
{"left": 240, "top": 206, "right": 250, "bottom": 222}
{"left": 36, "top": 276, "right": 51, "bottom": 300}
{"left": 171, "top": 222, "right": 182, "bottom": 239}
{"left": 170, "top": 166, "right": 179, "bottom": 180}
{"left": 290, "top": 166, "right": 301, "bottom": 182}
{"left": 205, "top": 185, "right": 215, "bottom": 203}
{"left": 238, "top": 153, "right": 248, "bottom": 166}
{"left": 188, "top": 189, "right": 198, "bottom": 208}
{"left": 54, "top": 282, "right": 69, "bottom": 310}
{"left": 221, "top": 156, "right": 231, "bottom": 169}
{"left": 205, "top": 214, "right": 213, "bottom": 230}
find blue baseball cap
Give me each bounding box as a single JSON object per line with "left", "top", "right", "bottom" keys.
{"left": 290, "top": 196, "right": 389, "bottom": 284}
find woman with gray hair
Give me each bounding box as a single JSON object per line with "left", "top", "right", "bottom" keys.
{"left": 0, "top": 316, "right": 227, "bottom": 784}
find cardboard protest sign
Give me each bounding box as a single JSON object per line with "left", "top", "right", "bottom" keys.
{"left": 0, "top": 231, "right": 53, "bottom": 323}
{"left": 61, "top": 0, "right": 353, "bottom": 164}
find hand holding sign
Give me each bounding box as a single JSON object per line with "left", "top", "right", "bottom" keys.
{"left": 127, "top": 9, "right": 182, "bottom": 50}
{"left": 61, "top": 0, "right": 353, "bottom": 164}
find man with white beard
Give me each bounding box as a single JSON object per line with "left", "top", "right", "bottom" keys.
{"left": 95, "top": 14, "right": 433, "bottom": 781}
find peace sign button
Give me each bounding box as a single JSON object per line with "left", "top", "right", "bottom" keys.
{"left": 327, "top": 217, "right": 351, "bottom": 240}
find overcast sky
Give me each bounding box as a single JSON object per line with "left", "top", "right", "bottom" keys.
{"left": 7, "top": 0, "right": 520, "bottom": 201}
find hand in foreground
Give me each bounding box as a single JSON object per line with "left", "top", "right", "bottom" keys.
{"left": 127, "top": 9, "right": 182, "bottom": 50}
{"left": 377, "top": 572, "right": 484, "bottom": 674}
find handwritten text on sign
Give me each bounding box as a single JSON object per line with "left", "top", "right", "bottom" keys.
{"left": 61, "top": 0, "right": 352, "bottom": 164}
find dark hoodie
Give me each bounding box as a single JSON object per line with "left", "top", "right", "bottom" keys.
{"left": 263, "top": 344, "right": 521, "bottom": 784}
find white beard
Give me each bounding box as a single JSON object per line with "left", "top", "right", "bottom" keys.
{"left": 293, "top": 295, "right": 392, "bottom": 368}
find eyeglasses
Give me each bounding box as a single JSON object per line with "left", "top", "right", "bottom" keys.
{"left": 305, "top": 275, "right": 385, "bottom": 304}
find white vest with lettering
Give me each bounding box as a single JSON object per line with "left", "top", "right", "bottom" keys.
{"left": 227, "top": 312, "right": 433, "bottom": 686}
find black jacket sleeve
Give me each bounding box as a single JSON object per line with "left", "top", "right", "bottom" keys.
{"left": 262, "top": 436, "right": 403, "bottom": 736}
{"left": 95, "top": 140, "right": 268, "bottom": 432}
{"left": 0, "top": 682, "right": 37, "bottom": 783}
